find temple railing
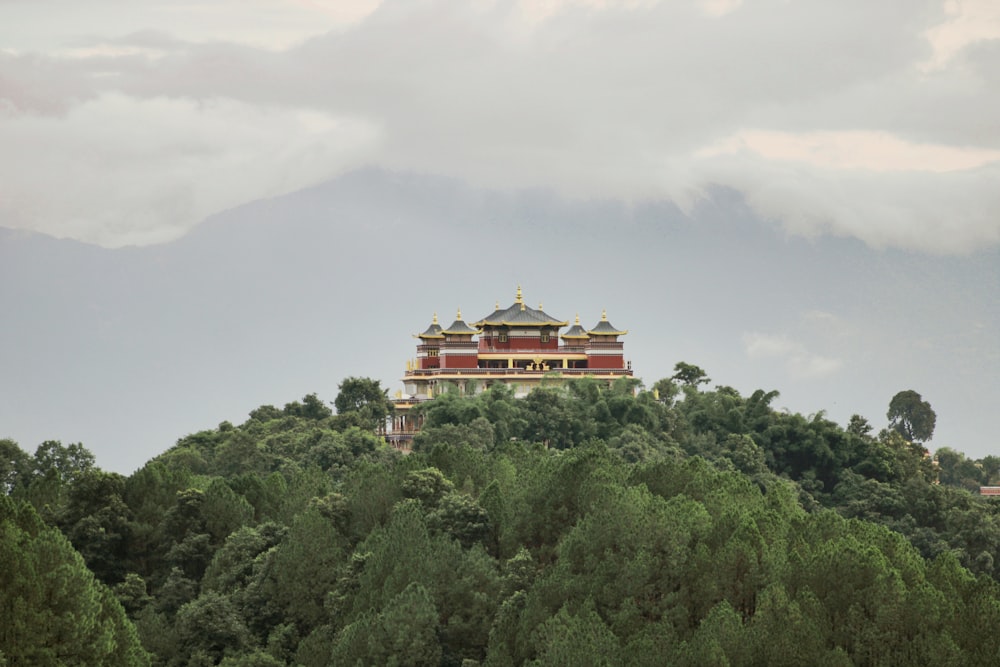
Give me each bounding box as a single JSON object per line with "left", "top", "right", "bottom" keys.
{"left": 478, "top": 345, "right": 576, "bottom": 353}
{"left": 475, "top": 343, "right": 622, "bottom": 353}
{"left": 404, "top": 367, "right": 632, "bottom": 377}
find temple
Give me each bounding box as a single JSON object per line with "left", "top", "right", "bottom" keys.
{"left": 385, "top": 286, "right": 633, "bottom": 447}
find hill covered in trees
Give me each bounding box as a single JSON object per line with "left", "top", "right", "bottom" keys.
{"left": 3, "top": 367, "right": 1000, "bottom": 665}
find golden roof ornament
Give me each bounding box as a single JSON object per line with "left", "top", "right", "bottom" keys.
{"left": 515, "top": 285, "right": 523, "bottom": 303}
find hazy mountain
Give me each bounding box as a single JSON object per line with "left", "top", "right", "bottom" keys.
{"left": 2, "top": 169, "right": 996, "bottom": 473}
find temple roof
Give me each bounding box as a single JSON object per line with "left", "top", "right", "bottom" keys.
{"left": 474, "top": 286, "right": 568, "bottom": 327}
{"left": 442, "top": 308, "right": 481, "bottom": 335}
{"left": 587, "top": 310, "right": 628, "bottom": 336}
{"left": 415, "top": 313, "right": 445, "bottom": 339}
{"left": 560, "top": 314, "right": 590, "bottom": 340}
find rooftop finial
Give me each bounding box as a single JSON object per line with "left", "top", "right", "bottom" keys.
{"left": 432, "top": 312, "right": 439, "bottom": 325}
{"left": 515, "top": 285, "right": 523, "bottom": 303}
{"left": 575, "top": 313, "right": 581, "bottom": 325}
{"left": 601, "top": 309, "right": 608, "bottom": 321}
{"left": 538, "top": 301, "right": 543, "bottom": 310}
{"left": 456, "top": 307, "right": 462, "bottom": 320}
{"left": 495, "top": 300, "right": 500, "bottom": 310}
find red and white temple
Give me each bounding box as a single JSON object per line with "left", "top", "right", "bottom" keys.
{"left": 385, "top": 286, "right": 633, "bottom": 447}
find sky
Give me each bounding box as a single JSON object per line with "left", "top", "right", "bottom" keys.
{"left": 1, "top": 0, "right": 998, "bottom": 472}
{"left": 3, "top": 0, "right": 998, "bottom": 250}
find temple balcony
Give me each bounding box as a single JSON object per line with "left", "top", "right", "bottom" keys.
{"left": 477, "top": 344, "right": 588, "bottom": 354}
{"left": 403, "top": 367, "right": 633, "bottom": 377}
{"left": 585, "top": 341, "right": 625, "bottom": 350}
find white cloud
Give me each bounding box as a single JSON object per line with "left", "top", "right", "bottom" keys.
{"left": 1, "top": 0, "right": 999, "bottom": 251}
{"left": 0, "top": 93, "right": 381, "bottom": 246}
{"left": 743, "top": 331, "right": 844, "bottom": 379}
{"left": 923, "top": 0, "right": 1000, "bottom": 70}
{"left": 745, "top": 332, "right": 799, "bottom": 360}
{"left": 697, "top": 130, "right": 1000, "bottom": 173}
{"left": 0, "top": 0, "right": 382, "bottom": 53}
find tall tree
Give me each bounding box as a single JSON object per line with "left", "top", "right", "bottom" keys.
{"left": 0, "top": 496, "right": 150, "bottom": 665}
{"left": 672, "top": 362, "right": 711, "bottom": 387}
{"left": 887, "top": 390, "right": 936, "bottom": 442}
{"left": 0, "top": 438, "right": 30, "bottom": 494}
{"left": 334, "top": 378, "right": 393, "bottom": 428}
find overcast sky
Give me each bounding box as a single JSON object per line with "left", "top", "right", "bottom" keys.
{"left": 2, "top": 0, "right": 998, "bottom": 471}
{"left": 3, "top": 0, "right": 998, "bottom": 250}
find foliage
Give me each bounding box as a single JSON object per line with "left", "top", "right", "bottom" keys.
{"left": 334, "top": 377, "right": 394, "bottom": 429}
{"left": 4, "top": 371, "right": 1000, "bottom": 666}
{"left": 887, "top": 389, "right": 937, "bottom": 443}
{"left": 0, "top": 496, "right": 150, "bottom": 665}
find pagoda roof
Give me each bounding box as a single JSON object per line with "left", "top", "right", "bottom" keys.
{"left": 415, "top": 313, "right": 445, "bottom": 339}
{"left": 587, "top": 310, "right": 628, "bottom": 336}
{"left": 474, "top": 286, "right": 568, "bottom": 328}
{"left": 560, "top": 314, "right": 590, "bottom": 340}
{"left": 442, "top": 308, "right": 481, "bottom": 335}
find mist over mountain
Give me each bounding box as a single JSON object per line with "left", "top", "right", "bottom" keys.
{"left": 2, "top": 169, "right": 996, "bottom": 473}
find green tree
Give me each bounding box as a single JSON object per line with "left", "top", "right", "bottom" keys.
{"left": 402, "top": 467, "right": 455, "bottom": 507}
{"left": 529, "top": 604, "right": 622, "bottom": 666}
{"left": 201, "top": 479, "right": 254, "bottom": 544}
{"left": 650, "top": 377, "right": 681, "bottom": 405}
{"left": 427, "top": 491, "right": 492, "bottom": 549}
{"left": 934, "top": 447, "right": 983, "bottom": 490}
{"left": 31, "top": 440, "right": 96, "bottom": 483}
{"left": 887, "top": 390, "right": 936, "bottom": 442}
{"left": 0, "top": 438, "right": 30, "bottom": 493}
{"left": 331, "top": 582, "right": 442, "bottom": 666}
{"left": 672, "top": 362, "right": 711, "bottom": 387}
{"left": 172, "top": 592, "right": 252, "bottom": 666}
{"left": 264, "top": 507, "right": 348, "bottom": 631}
{"left": 980, "top": 455, "right": 1000, "bottom": 485}
{"left": 334, "top": 378, "right": 393, "bottom": 428}
{"left": 283, "top": 393, "right": 334, "bottom": 421}
{"left": 58, "top": 469, "right": 134, "bottom": 584}
{"left": 0, "top": 496, "right": 150, "bottom": 665}
{"left": 847, "top": 414, "right": 873, "bottom": 438}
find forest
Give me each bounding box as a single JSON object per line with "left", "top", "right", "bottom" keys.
{"left": 3, "top": 367, "right": 1000, "bottom": 666}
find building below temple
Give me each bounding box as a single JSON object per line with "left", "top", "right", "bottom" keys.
{"left": 384, "top": 286, "right": 633, "bottom": 447}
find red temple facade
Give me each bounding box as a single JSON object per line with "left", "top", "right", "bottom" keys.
{"left": 385, "top": 287, "right": 633, "bottom": 447}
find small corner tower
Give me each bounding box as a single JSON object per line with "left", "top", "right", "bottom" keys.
{"left": 585, "top": 310, "right": 628, "bottom": 369}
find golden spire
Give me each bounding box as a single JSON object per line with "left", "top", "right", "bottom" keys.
{"left": 575, "top": 314, "right": 581, "bottom": 325}
{"left": 515, "top": 285, "right": 523, "bottom": 303}
{"left": 456, "top": 307, "right": 462, "bottom": 320}
{"left": 601, "top": 309, "right": 608, "bottom": 322}
{"left": 538, "top": 301, "right": 543, "bottom": 310}
{"left": 495, "top": 300, "right": 500, "bottom": 309}
{"left": 432, "top": 312, "right": 439, "bottom": 325}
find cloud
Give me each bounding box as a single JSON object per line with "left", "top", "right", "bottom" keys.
{"left": 922, "top": 0, "right": 1000, "bottom": 69}
{"left": 744, "top": 331, "right": 844, "bottom": 379}
{"left": 1, "top": 0, "right": 999, "bottom": 250}
{"left": 697, "top": 130, "right": 1000, "bottom": 173}
{"left": 0, "top": 93, "right": 381, "bottom": 246}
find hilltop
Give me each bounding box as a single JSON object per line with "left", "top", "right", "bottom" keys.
{"left": 3, "top": 371, "right": 1000, "bottom": 665}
